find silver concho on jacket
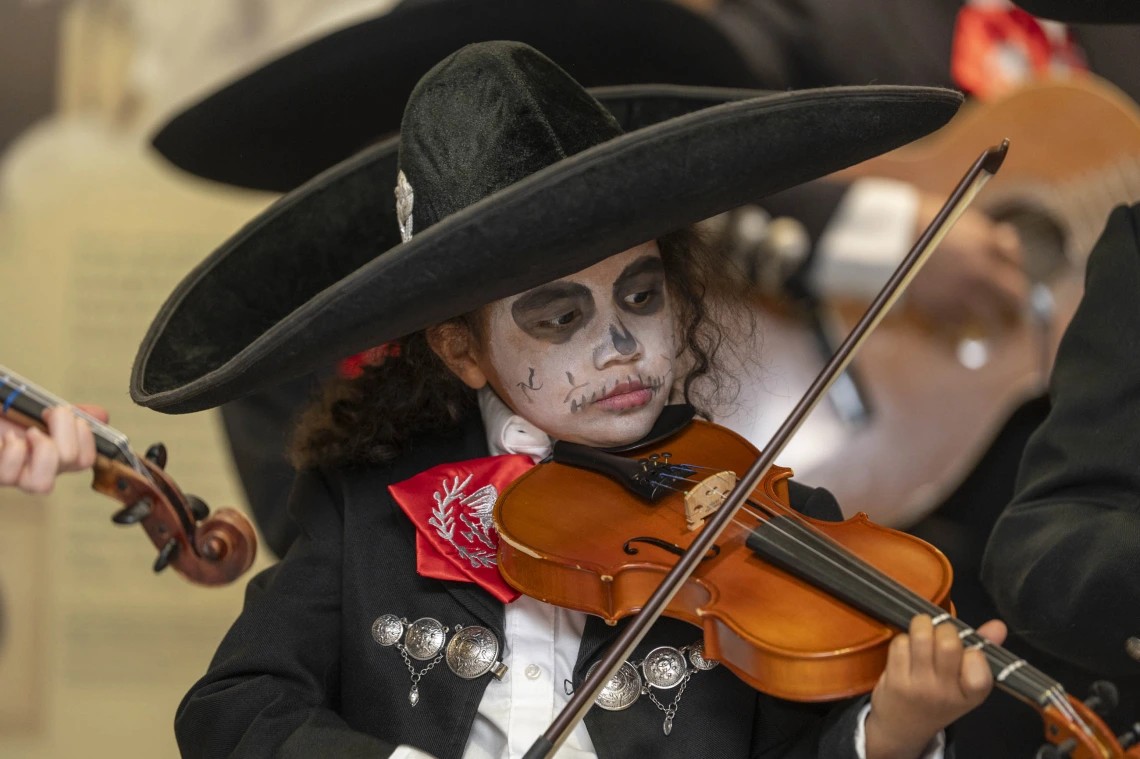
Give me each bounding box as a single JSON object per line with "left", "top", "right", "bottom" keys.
{"left": 371, "top": 614, "right": 507, "bottom": 706}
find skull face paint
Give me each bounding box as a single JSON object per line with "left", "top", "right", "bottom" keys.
{"left": 484, "top": 241, "right": 676, "bottom": 448}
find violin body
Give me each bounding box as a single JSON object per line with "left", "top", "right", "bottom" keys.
{"left": 495, "top": 419, "right": 953, "bottom": 702}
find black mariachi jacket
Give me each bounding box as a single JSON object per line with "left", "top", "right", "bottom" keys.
{"left": 175, "top": 412, "right": 883, "bottom": 759}
{"left": 982, "top": 204, "right": 1140, "bottom": 678}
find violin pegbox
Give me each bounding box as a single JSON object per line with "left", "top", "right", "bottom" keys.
{"left": 684, "top": 471, "right": 737, "bottom": 531}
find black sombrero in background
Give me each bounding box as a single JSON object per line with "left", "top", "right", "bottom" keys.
{"left": 151, "top": 0, "right": 762, "bottom": 193}
{"left": 1015, "top": 0, "right": 1140, "bottom": 23}
{"left": 131, "top": 42, "right": 963, "bottom": 415}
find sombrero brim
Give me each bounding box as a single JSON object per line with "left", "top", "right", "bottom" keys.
{"left": 150, "top": 0, "right": 760, "bottom": 192}
{"left": 1015, "top": 0, "right": 1140, "bottom": 23}
{"left": 131, "top": 84, "right": 963, "bottom": 414}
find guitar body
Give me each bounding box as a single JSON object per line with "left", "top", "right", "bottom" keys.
{"left": 839, "top": 75, "right": 1140, "bottom": 260}
{"left": 752, "top": 76, "right": 1140, "bottom": 527}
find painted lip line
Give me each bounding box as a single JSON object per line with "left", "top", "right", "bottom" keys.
{"left": 595, "top": 381, "right": 653, "bottom": 411}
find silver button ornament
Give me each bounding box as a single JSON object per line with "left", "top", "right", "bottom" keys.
{"left": 404, "top": 617, "right": 447, "bottom": 660}
{"left": 446, "top": 624, "right": 507, "bottom": 680}
{"left": 371, "top": 614, "right": 506, "bottom": 707}
{"left": 371, "top": 614, "right": 404, "bottom": 646}
{"left": 579, "top": 640, "right": 714, "bottom": 736}
{"left": 586, "top": 660, "right": 643, "bottom": 711}
{"left": 688, "top": 645, "right": 720, "bottom": 671}
{"left": 641, "top": 646, "right": 688, "bottom": 689}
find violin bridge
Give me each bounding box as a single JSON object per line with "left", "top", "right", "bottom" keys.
{"left": 685, "top": 471, "right": 736, "bottom": 531}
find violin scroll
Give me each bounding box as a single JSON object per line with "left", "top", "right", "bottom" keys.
{"left": 1034, "top": 687, "right": 1140, "bottom": 758}
{"left": 0, "top": 365, "right": 257, "bottom": 586}
{"left": 94, "top": 444, "right": 256, "bottom": 586}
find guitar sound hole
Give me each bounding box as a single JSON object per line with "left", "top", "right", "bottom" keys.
{"left": 989, "top": 205, "right": 1069, "bottom": 285}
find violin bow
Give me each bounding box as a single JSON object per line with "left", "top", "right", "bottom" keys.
{"left": 522, "top": 141, "right": 1009, "bottom": 759}
{"left": 0, "top": 364, "right": 257, "bottom": 586}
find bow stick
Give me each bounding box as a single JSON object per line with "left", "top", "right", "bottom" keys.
{"left": 522, "top": 140, "right": 1010, "bottom": 759}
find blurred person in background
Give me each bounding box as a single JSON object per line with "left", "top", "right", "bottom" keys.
{"left": 709, "top": 0, "right": 1140, "bottom": 753}
{"left": 978, "top": 0, "right": 1140, "bottom": 708}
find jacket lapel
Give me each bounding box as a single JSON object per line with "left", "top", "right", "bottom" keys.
{"left": 441, "top": 579, "right": 506, "bottom": 640}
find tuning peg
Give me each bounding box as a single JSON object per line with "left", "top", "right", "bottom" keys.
{"left": 153, "top": 537, "right": 179, "bottom": 573}
{"left": 144, "top": 442, "right": 168, "bottom": 470}
{"left": 1084, "top": 681, "right": 1119, "bottom": 718}
{"left": 111, "top": 500, "right": 151, "bottom": 525}
{"left": 1119, "top": 723, "right": 1140, "bottom": 750}
{"left": 186, "top": 494, "right": 210, "bottom": 522}
{"left": 1035, "top": 739, "right": 1076, "bottom": 759}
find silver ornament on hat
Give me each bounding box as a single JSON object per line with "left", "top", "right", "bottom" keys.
{"left": 395, "top": 170, "right": 415, "bottom": 243}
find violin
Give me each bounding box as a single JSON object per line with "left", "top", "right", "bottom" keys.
{"left": 0, "top": 365, "right": 257, "bottom": 586}
{"left": 497, "top": 414, "right": 1140, "bottom": 758}
{"left": 503, "top": 142, "right": 1140, "bottom": 759}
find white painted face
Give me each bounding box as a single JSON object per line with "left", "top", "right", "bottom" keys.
{"left": 485, "top": 241, "right": 677, "bottom": 448}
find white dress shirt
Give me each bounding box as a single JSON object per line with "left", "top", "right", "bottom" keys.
{"left": 391, "top": 388, "right": 944, "bottom": 759}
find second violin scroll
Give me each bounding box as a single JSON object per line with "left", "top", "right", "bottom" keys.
{"left": 1, "top": 365, "right": 257, "bottom": 587}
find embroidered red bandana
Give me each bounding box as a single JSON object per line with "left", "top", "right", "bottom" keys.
{"left": 389, "top": 454, "right": 535, "bottom": 603}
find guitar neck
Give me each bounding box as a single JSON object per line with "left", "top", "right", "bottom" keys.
{"left": 0, "top": 365, "right": 126, "bottom": 461}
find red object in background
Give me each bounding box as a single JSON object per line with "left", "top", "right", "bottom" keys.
{"left": 952, "top": 5, "right": 1086, "bottom": 101}
{"left": 337, "top": 342, "right": 401, "bottom": 379}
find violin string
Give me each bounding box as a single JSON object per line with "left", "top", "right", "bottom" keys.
{"left": 729, "top": 497, "right": 1082, "bottom": 722}
{"left": 734, "top": 495, "right": 1064, "bottom": 687}
{"left": 662, "top": 465, "right": 1077, "bottom": 715}
{"left": 648, "top": 464, "right": 1084, "bottom": 727}
{"left": 652, "top": 467, "right": 1085, "bottom": 720}
{"left": 745, "top": 515, "right": 1077, "bottom": 721}
{"left": 0, "top": 365, "right": 150, "bottom": 481}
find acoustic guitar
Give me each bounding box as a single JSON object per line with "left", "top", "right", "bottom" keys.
{"left": 743, "top": 75, "right": 1140, "bottom": 527}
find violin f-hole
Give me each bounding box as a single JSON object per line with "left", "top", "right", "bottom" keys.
{"left": 623, "top": 537, "right": 721, "bottom": 561}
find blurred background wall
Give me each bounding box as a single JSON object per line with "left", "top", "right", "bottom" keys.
{"left": 0, "top": 1, "right": 391, "bottom": 756}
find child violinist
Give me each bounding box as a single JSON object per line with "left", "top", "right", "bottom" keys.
{"left": 9, "top": 42, "right": 1006, "bottom": 759}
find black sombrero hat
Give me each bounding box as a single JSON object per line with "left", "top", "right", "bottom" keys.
{"left": 151, "top": 0, "right": 762, "bottom": 193}
{"left": 1015, "top": 0, "right": 1140, "bottom": 23}
{"left": 131, "top": 41, "right": 963, "bottom": 414}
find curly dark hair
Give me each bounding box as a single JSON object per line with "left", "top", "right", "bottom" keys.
{"left": 290, "top": 226, "right": 755, "bottom": 470}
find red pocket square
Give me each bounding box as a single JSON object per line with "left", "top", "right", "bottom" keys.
{"left": 390, "top": 454, "right": 534, "bottom": 603}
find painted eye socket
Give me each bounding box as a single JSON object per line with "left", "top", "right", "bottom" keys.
{"left": 623, "top": 290, "right": 655, "bottom": 308}
{"left": 538, "top": 310, "right": 579, "bottom": 329}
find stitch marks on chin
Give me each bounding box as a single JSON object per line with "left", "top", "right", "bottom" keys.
{"left": 564, "top": 371, "right": 590, "bottom": 403}
{"left": 568, "top": 372, "right": 668, "bottom": 414}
